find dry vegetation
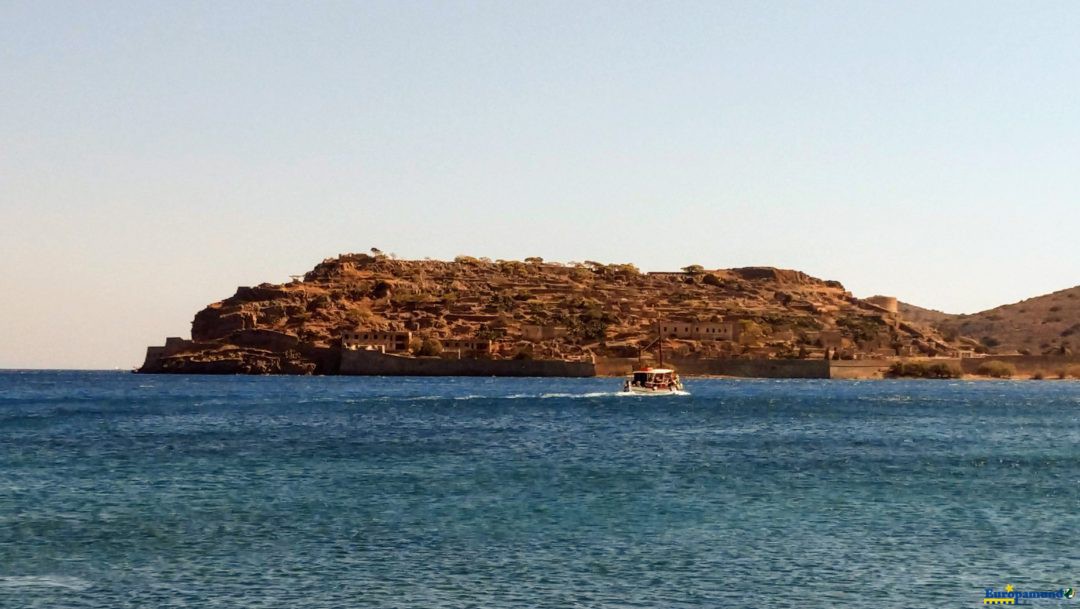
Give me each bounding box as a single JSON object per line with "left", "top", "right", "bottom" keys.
{"left": 183, "top": 252, "right": 957, "bottom": 365}
{"left": 902, "top": 286, "right": 1080, "bottom": 356}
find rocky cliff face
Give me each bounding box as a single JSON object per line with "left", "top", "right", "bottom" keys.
{"left": 139, "top": 253, "right": 958, "bottom": 374}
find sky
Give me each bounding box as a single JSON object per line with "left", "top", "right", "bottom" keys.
{"left": 2, "top": 1, "right": 1079, "bottom": 369}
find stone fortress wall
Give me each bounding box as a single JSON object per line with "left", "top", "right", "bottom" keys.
{"left": 340, "top": 349, "right": 595, "bottom": 377}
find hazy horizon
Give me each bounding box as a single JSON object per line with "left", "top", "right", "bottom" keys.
{"left": 3, "top": 1, "right": 1079, "bottom": 369}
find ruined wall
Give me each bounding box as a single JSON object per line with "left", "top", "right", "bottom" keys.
{"left": 340, "top": 349, "right": 595, "bottom": 377}
{"left": 138, "top": 339, "right": 335, "bottom": 375}
{"left": 865, "top": 295, "right": 899, "bottom": 314}
{"left": 960, "top": 354, "right": 1080, "bottom": 376}
{"left": 594, "top": 357, "right": 829, "bottom": 378}
{"left": 827, "top": 359, "right": 896, "bottom": 379}
{"left": 229, "top": 329, "right": 301, "bottom": 352}
{"left": 688, "top": 358, "right": 829, "bottom": 378}
{"left": 140, "top": 346, "right": 167, "bottom": 373}
{"left": 593, "top": 357, "right": 642, "bottom": 376}
{"left": 163, "top": 337, "right": 192, "bottom": 356}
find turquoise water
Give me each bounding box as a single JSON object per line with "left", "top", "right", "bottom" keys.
{"left": 1, "top": 371, "right": 1078, "bottom": 608}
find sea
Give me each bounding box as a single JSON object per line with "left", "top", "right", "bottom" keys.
{"left": 1, "top": 371, "right": 1078, "bottom": 608}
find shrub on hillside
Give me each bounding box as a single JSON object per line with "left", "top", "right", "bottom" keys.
{"left": 414, "top": 338, "right": 443, "bottom": 357}
{"left": 737, "top": 320, "right": 766, "bottom": 346}
{"left": 886, "top": 362, "right": 961, "bottom": 379}
{"left": 976, "top": 361, "right": 1016, "bottom": 378}
{"left": 344, "top": 305, "right": 373, "bottom": 324}
{"left": 837, "top": 315, "right": 886, "bottom": 343}
{"left": 927, "top": 363, "right": 962, "bottom": 378}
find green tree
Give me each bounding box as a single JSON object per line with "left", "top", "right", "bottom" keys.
{"left": 415, "top": 338, "right": 443, "bottom": 356}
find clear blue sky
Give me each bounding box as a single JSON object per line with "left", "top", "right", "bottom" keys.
{"left": 2, "top": 1, "right": 1078, "bottom": 369}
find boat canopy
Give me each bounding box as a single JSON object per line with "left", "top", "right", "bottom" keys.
{"left": 628, "top": 368, "right": 674, "bottom": 375}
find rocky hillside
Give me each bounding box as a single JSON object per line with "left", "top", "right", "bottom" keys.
{"left": 897, "top": 302, "right": 957, "bottom": 328}
{"left": 140, "top": 253, "right": 958, "bottom": 374}
{"left": 926, "top": 286, "right": 1080, "bottom": 355}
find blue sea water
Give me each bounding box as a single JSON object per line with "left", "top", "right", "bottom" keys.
{"left": 1, "top": 371, "right": 1078, "bottom": 608}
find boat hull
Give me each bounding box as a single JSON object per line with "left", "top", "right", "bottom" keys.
{"left": 620, "top": 384, "right": 685, "bottom": 395}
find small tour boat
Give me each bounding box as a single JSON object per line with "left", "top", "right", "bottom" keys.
{"left": 622, "top": 367, "right": 684, "bottom": 394}
{"left": 619, "top": 322, "right": 686, "bottom": 395}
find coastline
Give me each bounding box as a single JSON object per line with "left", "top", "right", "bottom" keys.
{"left": 137, "top": 347, "right": 1080, "bottom": 381}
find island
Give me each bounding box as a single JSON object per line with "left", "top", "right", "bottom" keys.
{"left": 138, "top": 252, "right": 1080, "bottom": 379}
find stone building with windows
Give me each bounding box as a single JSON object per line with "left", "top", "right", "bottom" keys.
{"left": 522, "top": 324, "right": 568, "bottom": 342}
{"left": 442, "top": 338, "right": 494, "bottom": 356}
{"left": 660, "top": 320, "right": 738, "bottom": 341}
{"left": 342, "top": 330, "right": 412, "bottom": 353}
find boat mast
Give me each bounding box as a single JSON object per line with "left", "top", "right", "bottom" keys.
{"left": 656, "top": 320, "right": 664, "bottom": 368}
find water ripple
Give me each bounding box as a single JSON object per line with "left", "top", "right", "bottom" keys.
{"left": 0, "top": 372, "right": 1078, "bottom": 608}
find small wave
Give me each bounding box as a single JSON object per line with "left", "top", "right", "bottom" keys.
{"left": 0, "top": 576, "right": 92, "bottom": 591}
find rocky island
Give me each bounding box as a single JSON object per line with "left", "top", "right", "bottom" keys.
{"left": 139, "top": 251, "right": 998, "bottom": 378}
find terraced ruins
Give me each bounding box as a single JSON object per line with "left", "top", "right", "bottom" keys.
{"left": 140, "top": 252, "right": 960, "bottom": 375}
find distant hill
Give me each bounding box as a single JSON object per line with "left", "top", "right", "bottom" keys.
{"left": 139, "top": 253, "right": 956, "bottom": 374}
{"left": 903, "top": 286, "right": 1080, "bottom": 355}
{"left": 897, "top": 302, "right": 958, "bottom": 328}
{"left": 940, "top": 286, "right": 1080, "bottom": 355}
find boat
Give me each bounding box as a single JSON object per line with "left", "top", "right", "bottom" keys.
{"left": 620, "top": 322, "right": 686, "bottom": 394}
{"left": 622, "top": 367, "right": 684, "bottom": 394}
